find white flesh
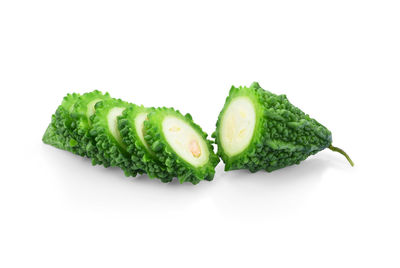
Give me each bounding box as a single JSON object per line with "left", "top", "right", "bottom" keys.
{"left": 87, "top": 99, "right": 102, "bottom": 119}
{"left": 162, "top": 116, "right": 209, "bottom": 167}
{"left": 108, "top": 107, "right": 126, "bottom": 146}
{"left": 135, "top": 112, "right": 151, "bottom": 151}
{"left": 69, "top": 102, "right": 77, "bottom": 113}
{"left": 220, "top": 97, "right": 256, "bottom": 157}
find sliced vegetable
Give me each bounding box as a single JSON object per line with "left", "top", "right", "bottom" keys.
{"left": 71, "top": 90, "right": 112, "bottom": 163}
{"left": 144, "top": 107, "right": 219, "bottom": 184}
{"left": 90, "top": 98, "right": 141, "bottom": 176}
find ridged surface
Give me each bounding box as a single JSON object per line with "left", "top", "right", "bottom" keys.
{"left": 144, "top": 107, "right": 220, "bottom": 184}
{"left": 118, "top": 105, "right": 174, "bottom": 182}
{"left": 90, "top": 98, "right": 141, "bottom": 176}
{"left": 43, "top": 93, "right": 83, "bottom": 154}
{"left": 71, "top": 90, "right": 112, "bottom": 163}
{"left": 43, "top": 91, "right": 220, "bottom": 184}
{"left": 42, "top": 118, "right": 68, "bottom": 151}
{"left": 214, "top": 82, "right": 332, "bottom": 172}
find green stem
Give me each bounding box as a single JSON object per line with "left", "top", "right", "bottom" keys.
{"left": 328, "top": 145, "right": 354, "bottom": 166}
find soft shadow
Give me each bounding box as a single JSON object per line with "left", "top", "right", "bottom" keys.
{"left": 210, "top": 153, "right": 336, "bottom": 220}
{"left": 41, "top": 145, "right": 213, "bottom": 211}
{"left": 41, "top": 144, "right": 344, "bottom": 217}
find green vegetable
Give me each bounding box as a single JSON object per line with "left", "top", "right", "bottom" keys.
{"left": 143, "top": 107, "right": 220, "bottom": 184}
{"left": 90, "top": 98, "right": 140, "bottom": 176}
{"left": 118, "top": 105, "right": 174, "bottom": 182}
{"left": 71, "top": 90, "right": 112, "bottom": 163}
{"left": 42, "top": 119, "right": 69, "bottom": 151}
{"left": 213, "top": 82, "right": 353, "bottom": 172}
{"left": 43, "top": 92, "right": 219, "bottom": 183}
{"left": 43, "top": 93, "right": 84, "bottom": 155}
{"left": 45, "top": 83, "right": 350, "bottom": 183}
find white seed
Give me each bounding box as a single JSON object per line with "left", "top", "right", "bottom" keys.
{"left": 169, "top": 126, "right": 181, "bottom": 132}
{"left": 189, "top": 139, "right": 201, "bottom": 158}
{"left": 239, "top": 128, "right": 246, "bottom": 138}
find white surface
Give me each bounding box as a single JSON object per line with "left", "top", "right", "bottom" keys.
{"left": 0, "top": 1, "right": 399, "bottom": 267}
{"left": 163, "top": 116, "right": 209, "bottom": 166}
{"left": 108, "top": 107, "right": 126, "bottom": 146}
{"left": 220, "top": 96, "right": 256, "bottom": 156}
{"left": 135, "top": 112, "right": 150, "bottom": 150}
{"left": 87, "top": 99, "right": 102, "bottom": 119}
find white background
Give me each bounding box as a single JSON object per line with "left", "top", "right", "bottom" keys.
{"left": 1, "top": 0, "right": 399, "bottom": 267}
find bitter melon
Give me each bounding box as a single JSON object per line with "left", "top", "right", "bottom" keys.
{"left": 70, "top": 90, "right": 112, "bottom": 163}
{"left": 42, "top": 120, "right": 69, "bottom": 151}
{"left": 143, "top": 107, "right": 220, "bottom": 184}
{"left": 43, "top": 93, "right": 83, "bottom": 154}
{"left": 90, "top": 98, "right": 141, "bottom": 176}
{"left": 213, "top": 82, "right": 353, "bottom": 172}
{"left": 118, "top": 105, "right": 174, "bottom": 182}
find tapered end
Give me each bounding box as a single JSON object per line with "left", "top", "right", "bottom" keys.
{"left": 328, "top": 145, "right": 354, "bottom": 166}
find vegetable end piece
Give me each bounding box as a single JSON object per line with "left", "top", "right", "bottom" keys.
{"left": 328, "top": 145, "right": 354, "bottom": 167}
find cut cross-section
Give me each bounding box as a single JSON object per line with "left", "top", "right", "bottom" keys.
{"left": 108, "top": 107, "right": 125, "bottom": 147}
{"left": 135, "top": 112, "right": 150, "bottom": 151}
{"left": 143, "top": 107, "right": 219, "bottom": 184}
{"left": 87, "top": 99, "right": 102, "bottom": 121}
{"left": 219, "top": 96, "right": 256, "bottom": 157}
{"left": 91, "top": 98, "right": 139, "bottom": 176}
{"left": 71, "top": 90, "right": 112, "bottom": 161}
{"left": 118, "top": 105, "right": 174, "bottom": 182}
{"left": 162, "top": 115, "right": 209, "bottom": 167}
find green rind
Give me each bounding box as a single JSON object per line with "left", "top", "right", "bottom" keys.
{"left": 43, "top": 93, "right": 83, "bottom": 154}
{"left": 90, "top": 98, "right": 141, "bottom": 176}
{"left": 70, "top": 90, "right": 112, "bottom": 163}
{"left": 214, "top": 82, "right": 332, "bottom": 172}
{"left": 118, "top": 105, "right": 173, "bottom": 183}
{"left": 144, "top": 107, "right": 220, "bottom": 184}
{"left": 42, "top": 119, "right": 68, "bottom": 151}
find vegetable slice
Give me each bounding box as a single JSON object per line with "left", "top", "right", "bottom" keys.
{"left": 71, "top": 90, "right": 112, "bottom": 163}
{"left": 144, "top": 108, "right": 219, "bottom": 184}
{"left": 118, "top": 105, "right": 174, "bottom": 182}
{"left": 43, "top": 93, "right": 83, "bottom": 154}
{"left": 90, "top": 98, "right": 141, "bottom": 176}
{"left": 42, "top": 119, "right": 68, "bottom": 151}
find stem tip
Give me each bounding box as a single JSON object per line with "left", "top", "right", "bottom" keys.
{"left": 328, "top": 145, "right": 354, "bottom": 167}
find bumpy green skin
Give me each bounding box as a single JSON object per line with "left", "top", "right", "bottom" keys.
{"left": 43, "top": 119, "right": 68, "bottom": 151}
{"left": 71, "top": 90, "right": 112, "bottom": 163}
{"left": 90, "top": 99, "right": 141, "bottom": 176}
{"left": 43, "top": 93, "right": 84, "bottom": 154}
{"left": 118, "top": 105, "right": 174, "bottom": 183}
{"left": 143, "top": 108, "right": 220, "bottom": 184}
{"left": 213, "top": 82, "right": 332, "bottom": 172}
